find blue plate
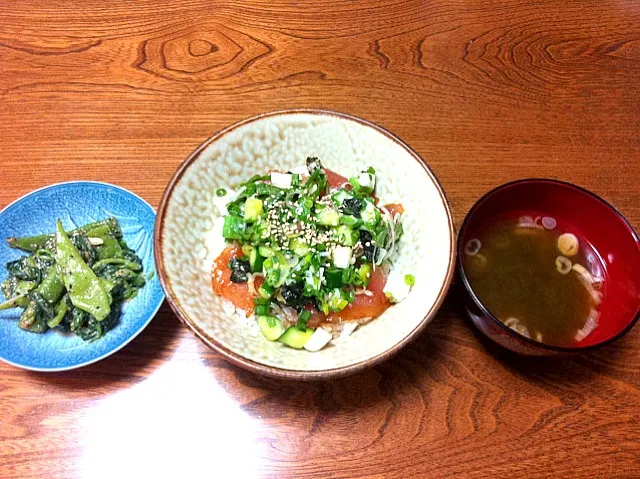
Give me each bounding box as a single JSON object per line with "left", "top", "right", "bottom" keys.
{"left": 0, "top": 182, "right": 164, "bottom": 371}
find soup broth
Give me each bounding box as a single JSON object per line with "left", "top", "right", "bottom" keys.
{"left": 464, "top": 215, "right": 604, "bottom": 347}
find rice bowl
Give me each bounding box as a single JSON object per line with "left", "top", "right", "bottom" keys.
{"left": 155, "top": 110, "right": 455, "bottom": 379}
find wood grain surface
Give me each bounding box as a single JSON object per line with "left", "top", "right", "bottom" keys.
{"left": 1, "top": 1, "right": 639, "bottom": 477}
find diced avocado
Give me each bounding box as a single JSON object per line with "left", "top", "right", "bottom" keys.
{"left": 257, "top": 315, "right": 285, "bottom": 341}
{"left": 289, "top": 238, "right": 309, "bottom": 256}
{"left": 331, "top": 189, "right": 352, "bottom": 205}
{"left": 258, "top": 282, "right": 274, "bottom": 299}
{"left": 278, "top": 326, "right": 315, "bottom": 349}
{"left": 258, "top": 245, "right": 275, "bottom": 257}
{"left": 357, "top": 263, "right": 372, "bottom": 286}
{"left": 326, "top": 288, "right": 349, "bottom": 311}
{"left": 249, "top": 248, "right": 264, "bottom": 272}
{"left": 316, "top": 208, "right": 340, "bottom": 226}
{"left": 244, "top": 197, "right": 264, "bottom": 223}
{"left": 242, "top": 244, "right": 254, "bottom": 256}
{"left": 339, "top": 215, "right": 362, "bottom": 228}
{"left": 335, "top": 225, "right": 358, "bottom": 246}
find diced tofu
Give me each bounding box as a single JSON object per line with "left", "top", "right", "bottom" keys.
{"left": 383, "top": 270, "right": 412, "bottom": 303}
{"left": 304, "top": 327, "right": 333, "bottom": 351}
{"left": 332, "top": 246, "right": 352, "bottom": 269}
{"left": 213, "top": 189, "right": 235, "bottom": 215}
{"left": 290, "top": 164, "right": 309, "bottom": 176}
{"left": 358, "top": 172, "right": 376, "bottom": 190}
{"left": 271, "top": 172, "right": 293, "bottom": 189}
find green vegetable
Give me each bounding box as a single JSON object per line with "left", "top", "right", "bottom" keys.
{"left": 244, "top": 197, "right": 264, "bottom": 223}
{"left": 325, "top": 269, "right": 342, "bottom": 289}
{"left": 1, "top": 217, "right": 145, "bottom": 342}
{"left": 56, "top": 220, "right": 111, "bottom": 321}
{"left": 316, "top": 208, "right": 339, "bottom": 226}
{"left": 335, "top": 225, "right": 358, "bottom": 246}
{"left": 249, "top": 248, "right": 264, "bottom": 273}
{"left": 211, "top": 157, "right": 404, "bottom": 351}
{"left": 297, "top": 310, "right": 312, "bottom": 331}
{"left": 358, "top": 263, "right": 372, "bottom": 286}
{"left": 278, "top": 327, "right": 314, "bottom": 349}
{"left": 216, "top": 188, "right": 227, "bottom": 197}
{"left": 258, "top": 245, "right": 275, "bottom": 257}
{"left": 254, "top": 297, "right": 270, "bottom": 306}
{"left": 47, "top": 296, "right": 69, "bottom": 328}
{"left": 339, "top": 215, "right": 362, "bottom": 228}
{"left": 258, "top": 282, "right": 274, "bottom": 299}
{"left": 36, "top": 266, "right": 64, "bottom": 304}
{"left": 95, "top": 235, "right": 123, "bottom": 260}
{"left": 257, "top": 315, "right": 285, "bottom": 341}
{"left": 289, "top": 238, "right": 309, "bottom": 256}
{"left": 0, "top": 294, "right": 29, "bottom": 310}
{"left": 7, "top": 217, "right": 121, "bottom": 252}
{"left": 405, "top": 274, "right": 415, "bottom": 286}
{"left": 263, "top": 254, "right": 290, "bottom": 287}
{"left": 361, "top": 202, "right": 380, "bottom": 225}
{"left": 222, "top": 215, "right": 245, "bottom": 240}
{"left": 92, "top": 257, "right": 142, "bottom": 273}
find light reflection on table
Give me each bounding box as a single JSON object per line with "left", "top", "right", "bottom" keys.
{"left": 79, "top": 343, "right": 263, "bottom": 479}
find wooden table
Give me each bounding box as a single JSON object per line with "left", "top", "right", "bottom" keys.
{"left": 2, "top": 1, "right": 639, "bottom": 477}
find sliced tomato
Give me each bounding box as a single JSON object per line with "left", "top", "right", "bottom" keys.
{"left": 211, "top": 246, "right": 256, "bottom": 311}
{"left": 328, "top": 268, "right": 390, "bottom": 322}
{"left": 383, "top": 203, "right": 404, "bottom": 217}
{"left": 305, "top": 304, "right": 327, "bottom": 329}
{"left": 325, "top": 169, "right": 349, "bottom": 189}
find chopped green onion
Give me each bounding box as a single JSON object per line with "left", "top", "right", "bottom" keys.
{"left": 216, "top": 188, "right": 227, "bottom": 197}
{"left": 254, "top": 297, "right": 270, "bottom": 306}
{"left": 222, "top": 215, "right": 245, "bottom": 240}
{"left": 297, "top": 310, "right": 312, "bottom": 330}
{"left": 404, "top": 274, "right": 415, "bottom": 286}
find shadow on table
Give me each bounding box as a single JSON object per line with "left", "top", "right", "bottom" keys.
{"left": 215, "top": 293, "right": 460, "bottom": 417}
{"left": 453, "top": 284, "right": 630, "bottom": 387}
{"left": 217, "top": 286, "right": 631, "bottom": 416}
{"left": 31, "top": 301, "right": 181, "bottom": 389}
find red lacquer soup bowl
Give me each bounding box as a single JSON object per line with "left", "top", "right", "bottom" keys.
{"left": 457, "top": 179, "right": 640, "bottom": 355}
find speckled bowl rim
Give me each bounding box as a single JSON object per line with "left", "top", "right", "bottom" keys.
{"left": 0, "top": 180, "right": 164, "bottom": 372}
{"left": 457, "top": 178, "right": 640, "bottom": 353}
{"left": 155, "top": 109, "right": 456, "bottom": 380}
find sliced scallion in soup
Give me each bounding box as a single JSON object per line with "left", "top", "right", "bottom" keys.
{"left": 464, "top": 216, "right": 604, "bottom": 346}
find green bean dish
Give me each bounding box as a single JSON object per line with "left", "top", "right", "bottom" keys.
{"left": 0, "top": 218, "right": 146, "bottom": 341}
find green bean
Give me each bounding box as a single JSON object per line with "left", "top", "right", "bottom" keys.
{"left": 0, "top": 294, "right": 28, "bottom": 310}
{"left": 7, "top": 217, "right": 121, "bottom": 252}
{"left": 55, "top": 220, "right": 111, "bottom": 321}
{"left": 47, "top": 296, "right": 68, "bottom": 328}
{"left": 95, "top": 235, "right": 123, "bottom": 260}
{"left": 36, "top": 266, "right": 64, "bottom": 304}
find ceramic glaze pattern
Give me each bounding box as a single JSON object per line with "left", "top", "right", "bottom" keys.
{"left": 161, "top": 113, "right": 453, "bottom": 372}
{"left": 0, "top": 182, "right": 164, "bottom": 371}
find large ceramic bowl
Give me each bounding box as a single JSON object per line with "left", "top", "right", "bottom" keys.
{"left": 155, "top": 110, "right": 455, "bottom": 379}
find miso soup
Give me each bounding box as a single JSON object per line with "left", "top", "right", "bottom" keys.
{"left": 463, "top": 215, "right": 605, "bottom": 346}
